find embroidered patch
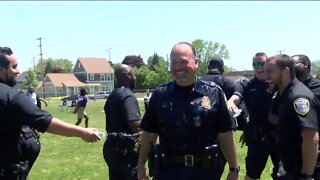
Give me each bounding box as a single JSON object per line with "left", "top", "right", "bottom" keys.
{"left": 293, "top": 98, "right": 310, "bottom": 116}
{"left": 201, "top": 96, "right": 211, "bottom": 109}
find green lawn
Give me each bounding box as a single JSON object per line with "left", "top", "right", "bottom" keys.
{"left": 29, "top": 99, "right": 273, "bottom": 179}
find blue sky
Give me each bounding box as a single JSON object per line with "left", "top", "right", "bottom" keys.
{"left": 1, "top": 1, "right": 320, "bottom": 72}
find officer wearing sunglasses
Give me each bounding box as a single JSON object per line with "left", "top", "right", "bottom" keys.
{"left": 227, "top": 52, "right": 280, "bottom": 180}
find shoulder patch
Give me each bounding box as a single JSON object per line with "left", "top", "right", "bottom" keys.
{"left": 293, "top": 98, "right": 310, "bottom": 116}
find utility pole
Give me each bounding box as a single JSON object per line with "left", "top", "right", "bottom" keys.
{"left": 276, "top": 50, "right": 285, "bottom": 54}
{"left": 107, "top": 48, "right": 112, "bottom": 61}
{"left": 33, "top": 57, "right": 35, "bottom": 70}
{"left": 37, "top": 37, "right": 45, "bottom": 99}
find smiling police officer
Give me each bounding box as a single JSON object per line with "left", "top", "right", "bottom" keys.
{"left": 266, "top": 54, "right": 320, "bottom": 180}
{"left": 0, "top": 47, "right": 100, "bottom": 180}
{"left": 137, "top": 42, "right": 239, "bottom": 180}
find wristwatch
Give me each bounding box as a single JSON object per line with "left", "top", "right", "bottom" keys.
{"left": 229, "top": 165, "right": 240, "bottom": 173}
{"left": 300, "top": 173, "right": 313, "bottom": 180}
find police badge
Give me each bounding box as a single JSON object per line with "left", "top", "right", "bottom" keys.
{"left": 293, "top": 98, "right": 310, "bottom": 116}
{"left": 201, "top": 96, "right": 211, "bottom": 109}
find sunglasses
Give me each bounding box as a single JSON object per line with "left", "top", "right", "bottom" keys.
{"left": 0, "top": 47, "right": 13, "bottom": 55}
{"left": 252, "top": 60, "right": 266, "bottom": 68}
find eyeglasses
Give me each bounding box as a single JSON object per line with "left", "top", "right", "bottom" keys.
{"left": 252, "top": 60, "right": 266, "bottom": 68}
{"left": 294, "top": 60, "right": 305, "bottom": 65}
{"left": 0, "top": 47, "right": 13, "bottom": 55}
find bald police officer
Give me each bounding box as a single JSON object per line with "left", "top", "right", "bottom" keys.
{"left": 137, "top": 42, "right": 239, "bottom": 180}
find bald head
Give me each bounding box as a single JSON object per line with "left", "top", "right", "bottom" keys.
{"left": 115, "top": 64, "right": 136, "bottom": 89}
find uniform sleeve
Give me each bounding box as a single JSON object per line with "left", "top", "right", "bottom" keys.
{"left": 140, "top": 90, "right": 159, "bottom": 133}
{"left": 292, "top": 97, "right": 319, "bottom": 131}
{"left": 122, "top": 95, "right": 141, "bottom": 122}
{"left": 11, "top": 92, "right": 53, "bottom": 133}
{"left": 216, "top": 89, "right": 237, "bottom": 132}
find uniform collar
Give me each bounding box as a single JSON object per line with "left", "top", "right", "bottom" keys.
{"left": 168, "top": 76, "right": 205, "bottom": 95}
{"left": 281, "top": 78, "right": 299, "bottom": 97}
{"left": 303, "top": 75, "right": 313, "bottom": 85}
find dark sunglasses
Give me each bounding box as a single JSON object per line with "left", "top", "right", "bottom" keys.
{"left": 252, "top": 60, "right": 266, "bottom": 68}
{"left": 0, "top": 47, "right": 13, "bottom": 55}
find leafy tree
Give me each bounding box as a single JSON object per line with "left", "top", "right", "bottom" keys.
{"left": 147, "top": 53, "right": 165, "bottom": 71}
{"left": 122, "top": 55, "right": 145, "bottom": 68}
{"left": 22, "top": 68, "right": 38, "bottom": 89}
{"left": 134, "top": 66, "right": 153, "bottom": 89}
{"left": 191, "top": 39, "right": 229, "bottom": 75}
{"left": 311, "top": 60, "right": 320, "bottom": 79}
{"left": 35, "top": 58, "right": 73, "bottom": 78}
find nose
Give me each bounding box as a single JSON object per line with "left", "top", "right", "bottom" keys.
{"left": 16, "top": 68, "right": 20, "bottom": 75}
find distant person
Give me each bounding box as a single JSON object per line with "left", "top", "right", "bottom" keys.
{"left": 144, "top": 89, "right": 151, "bottom": 111}
{"left": 75, "top": 88, "right": 89, "bottom": 128}
{"left": 0, "top": 46, "right": 100, "bottom": 179}
{"left": 103, "top": 64, "right": 141, "bottom": 180}
{"left": 26, "top": 86, "right": 47, "bottom": 109}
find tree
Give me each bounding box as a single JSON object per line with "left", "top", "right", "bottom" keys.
{"left": 35, "top": 58, "right": 73, "bottom": 78}
{"left": 311, "top": 60, "right": 320, "bottom": 79}
{"left": 122, "top": 55, "right": 145, "bottom": 68}
{"left": 22, "top": 68, "right": 38, "bottom": 89}
{"left": 147, "top": 53, "right": 164, "bottom": 71}
{"left": 191, "top": 39, "right": 230, "bottom": 75}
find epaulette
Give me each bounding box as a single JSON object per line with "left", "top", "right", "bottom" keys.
{"left": 201, "top": 79, "right": 217, "bottom": 87}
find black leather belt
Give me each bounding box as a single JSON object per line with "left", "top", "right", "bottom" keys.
{"left": 168, "top": 154, "right": 212, "bottom": 167}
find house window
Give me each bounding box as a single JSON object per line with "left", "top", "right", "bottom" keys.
{"left": 106, "top": 74, "right": 111, "bottom": 81}
{"left": 102, "top": 86, "right": 107, "bottom": 91}
{"left": 58, "top": 87, "right": 62, "bottom": 93}
{"left": 100, "top": 74, "right": 106, "bottom": 81}
{"left": 90, "top": 74, "right": 94, "bottom": 81}
{"left": 106, "top": 86, "right": 110, "bottom": 92}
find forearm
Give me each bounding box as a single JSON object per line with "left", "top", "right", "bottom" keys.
{"left": 301, "top": 129, "right": 319, "bottom": 174}
{"left": 47, "top": 117, "right": 85, "bottom": 138}
{"left": 138, "top": 131, "right": 158, "bottom": 167}
{"left": 218, "top": 131, "right": 238, "bottom": 167}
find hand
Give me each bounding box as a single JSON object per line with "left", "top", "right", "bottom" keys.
{"left": 227, "top": 171, "right": 239, "bottom": 180}
{"left": 239, "top": 132, "right": 246, "bottom": 148}
{"left": 137, "top": 165, "right": 149, "bottom": 180}
{"left": 227, "top": 101, "right": 238, "bottom": 114}
{"left": 80, "top": 128, "right": 101, "bottom": 142}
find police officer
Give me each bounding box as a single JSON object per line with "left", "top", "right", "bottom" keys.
{"left": 266, "top": 54, "right": 320, "bottom": 180}
{"left": 0, "top": 47, "right": 100, "bottom": 179}
{"left": 137, "top": 42, "right": 239, "bottom": 180}
{"left": 201, "top": 57, "right": 236, "bottom": 99}
{"left": 201, "top": 57, "right": 237, "bottom": 179}
{"left": 291, "top": 54, "right": 320, "bottom": 100}
{"left": 227, "top": 52, "right": 280, "bottom": 180}
{"left": 103, "top": 64, "right": 141, "bottom": 180}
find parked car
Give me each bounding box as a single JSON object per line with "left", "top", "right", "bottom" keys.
{"left": 88, "top": 91, "right": 110, "bottom": 100}
{"left": 61, "top": 94, "right": 79, "bottom": 101}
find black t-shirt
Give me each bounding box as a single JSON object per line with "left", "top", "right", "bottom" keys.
{"left": 200, "top": 74, "right": 236, "bottom": 99}
{"left": 0, "top": 83, "right": 53, "bottom": 163}
{"left": 272, "top": 78, "right": 320, "bottom": 171}
{"left": 104, "top": 86, "right": 141, "bottom": 134}
{"left": 234, "top": 77, "right": 276, "bottom": 132}
{"left": 140, "top": 77, "right": 236, "bottom": 152}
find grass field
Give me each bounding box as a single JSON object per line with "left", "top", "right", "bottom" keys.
{"left": 29, "top": 98, "right": 273, "bottom": 180}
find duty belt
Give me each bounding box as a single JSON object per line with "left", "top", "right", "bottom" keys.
{"left": 0, "top": 161, "right": 29, "bottom": 177}
{"left": 167, "top": 154, "right": 214, "bottom": 167}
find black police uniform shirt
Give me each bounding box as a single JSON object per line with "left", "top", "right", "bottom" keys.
{"left": 0, "top": 83, "right": 52, "bottom": 163}
{"left": 303, "top": 76, "right": 320, "bottom": 101}
{"left": 200, "top": 73, "right": 236, "bottom": 99}
{"left": 270, "top": 78, "right": 319, "bottom": 170}
{"left": 104, "top": 86, "right": 141, "bottom": 134}
{"left": 140, "top": 77, "right": 236, "bottom": 153}
{"left": 234, "top": 76, "right": 275, "bottom": 132}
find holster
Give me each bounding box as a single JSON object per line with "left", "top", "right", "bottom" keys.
{"left": 314, "top": 151, "right": 320, "bottom": 179}
{"left": 0, "top": 161, "right": 29, "bottom": 179}
{"left": 148, "top": 144, "right": 161, "bottom": 177}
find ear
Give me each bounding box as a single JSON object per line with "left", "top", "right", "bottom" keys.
{"left": 194, "top": 58, "right": 199, "bottom": 68}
